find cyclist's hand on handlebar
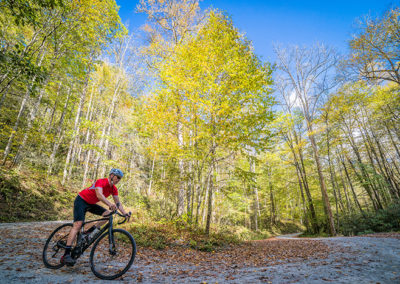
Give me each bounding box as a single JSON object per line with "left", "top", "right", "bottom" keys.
{"left": 109, "top": 203, "right": 117, "bottom": 211}
{"left": 125, "top": 212, "right": 132, "bottom": 221}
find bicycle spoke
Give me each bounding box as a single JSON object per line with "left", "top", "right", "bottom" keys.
{"left": 90, "top": 229, "right": 136, "bottom": 280}
{"left": 43, "top": 223, "right": 76, "bottom": 269}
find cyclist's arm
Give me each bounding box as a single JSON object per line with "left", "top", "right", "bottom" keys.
{"left": 95, "top": 187, "right": 116, "bottom": 210}
{"left": 112, "top": 195, "right": 128, "bottom": 215}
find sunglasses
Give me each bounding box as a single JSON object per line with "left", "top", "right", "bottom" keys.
{"left": 115, "top": 175, "right": 122, "bottom": 180}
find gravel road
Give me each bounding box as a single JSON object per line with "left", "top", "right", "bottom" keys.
{"left": 0, "top": 221, "right": 399, "bottom": 283}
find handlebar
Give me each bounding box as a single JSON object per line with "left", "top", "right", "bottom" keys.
{"left": 104, "top": 210, "right": 131, "bottom": 225}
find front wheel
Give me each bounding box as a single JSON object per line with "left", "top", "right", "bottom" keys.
{"left": 90, "top": 229, "right": 136, "bottom": 280}
{"left": 42, "top": 223, "right": 73, "bottom": 269}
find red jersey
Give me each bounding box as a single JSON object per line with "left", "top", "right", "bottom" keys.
{"left": 79, "top": 178, "right": 118, "bottom": 204}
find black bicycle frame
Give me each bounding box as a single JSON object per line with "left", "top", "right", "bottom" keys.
{"left": 72, "top": 215, "right": 112, "bottom": 258}
{"left": 69, "top": 211, "right": 128, "bottom": 260}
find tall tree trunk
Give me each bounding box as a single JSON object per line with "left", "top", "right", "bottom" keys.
{"left": 0, "top": 83, "right": 12, "bottom": 111}
{"left": 268, "top": 168, "right": 276, "bottom": 226}
{"left": 371, "top": 129, "right": 400, "bottom": 199}
{"left": 201, "top": 178, "right": 209, "bottom": 226}
{"left": 287, "top": 128, "right": 318, "bottom": 233}
{"left": 307, "top": 123, "right": 336, "bottom": 235}
{"left": 187, "top": 160, "right": 193, "bottom": 221}
{"left": 360, "top": 126, "right": 396, "bottom": 202}
{"left": 48, "top": 86, "right": 71, "bottom": 174}
{"left": 205, "top": 166, "right": 214, "bottom": 235}
{"left": 46, "top": 82, "right": 62, "bottom": 132}
{"left": 336, "top": 154, "right": 352, "bottom": 212}
{"left": 295, "top": 164, "right": 310, "bottom": 231}
{"left": 99, "top": 75, "right": 121, "bottom": 177}
{"left": 339, "top": 151, "right": 364, "bottom": 215}
{"left": 177, "top": 105, "right": 185, "bottom": 217}
{"left": 386, "top": 123, "right": 400, "bottom": 161}
{"left": 147, "top": 155, "right": 156, "bottom": 197}
{"left": 62, "top": 76, "right": 89, "bottom": 185}
{"left": 250, "top": 157, "right": 259, "bottom": 231}
{"left": 2, "top": 50, "right": 46, "bottom": 164}
{"left": 195, "top": 174, "right": 207, "bottom": 227}
{"left": 298, "top": 148, "right": 319, "bottom": 232}
{"left": 326, "top": 121, "right": 345, "bottom": 216}
{"left": 12, "top": 83, "right": 46, "bottom": 165}
{"left": 345, "top": 130, "right": 383, "bottom": 210}
{"left": 81, "top": 86, "right": 96, "bottom": 187}
{"left": 205, "top": 142, "right": 216, "bottom": 235}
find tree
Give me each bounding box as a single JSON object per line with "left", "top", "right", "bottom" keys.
{"left": 275, "top": 44, "right": 338, "bottom": 235}
{"left": 0, "top": 0, "right": 125, "bottom": 166}
{"left": 348, "top": 7, "right": 400, "bottom": 84}
{"left": 137, "top": 0, "right": 203, "bottom": 216}
{"left": 145, "top": 11, "right": 275, "bottom": 234}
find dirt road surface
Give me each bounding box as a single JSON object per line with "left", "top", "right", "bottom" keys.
{"left": 0, "top": 221, "right": 399, "bottom": 283}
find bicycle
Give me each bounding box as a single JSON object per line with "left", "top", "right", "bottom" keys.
{"left": 42, "top": 211, "right": 136, "bottom": 280}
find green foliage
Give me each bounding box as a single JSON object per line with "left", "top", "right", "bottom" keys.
{"left": 2, "top": 0, "right": 66, "bottom": 26}
{"left": 0, "top": 167, "right": 75, "bottom": 222}
{"left": 122, "top": 215, "right": 305, "bottom": 251}
{"left": 122, "top": 218, "right": 242, "bottom": 251}
{"left": 127, "top": 223, "right": 172, "bottom": 249}
{"left": 338, "top": 202, "right": 400, "bottom": 236}
{"left": 349, "top": 7, "right": 400, "bottom": 84}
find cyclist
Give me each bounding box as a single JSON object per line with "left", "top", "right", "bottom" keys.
{"left": 61, "top": 168, "right": 130, "bottom": 266}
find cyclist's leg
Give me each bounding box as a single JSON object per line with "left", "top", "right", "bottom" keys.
{"left": 66, "top": 221, "right": 83, "bottom": 246}
{"left": 85, "top": 205, "right": 108, "bottom": 232}
{"left": 61, "top": 196, "right": 86, "bottom": 265}
{"left": 67, "top": 195, "right": 87, "bottom": 245}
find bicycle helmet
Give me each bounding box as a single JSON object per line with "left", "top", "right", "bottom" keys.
{"left": 109, "top": 168, "right": 124, "bottom": 178}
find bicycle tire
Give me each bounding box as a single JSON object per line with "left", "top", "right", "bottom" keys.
{"left": 42, "top": 223, "right": 73, "bottom": 269}
{"left": 89, "top": 229, "right": 136, "bottom": 280}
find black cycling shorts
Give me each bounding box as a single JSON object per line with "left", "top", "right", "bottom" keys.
{"left": 73, "top": 195, "right": 107, "bottom": 222}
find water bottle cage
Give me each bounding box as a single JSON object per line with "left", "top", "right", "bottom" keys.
{"left": 88, "top": 228, "right": 100, "bottom": 241}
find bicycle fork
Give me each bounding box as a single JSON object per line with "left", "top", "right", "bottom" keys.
{"left": 108, "top": 216, "right": 117, "bottom": 256}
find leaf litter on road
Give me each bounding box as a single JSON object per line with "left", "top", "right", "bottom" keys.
{"left": 1, "top": 222, "right": 399, "bottom": 282}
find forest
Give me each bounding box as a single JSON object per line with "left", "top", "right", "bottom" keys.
{"left": 0, "top": 0, "right": 399, "bottom": 243}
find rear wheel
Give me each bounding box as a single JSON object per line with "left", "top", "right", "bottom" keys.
{"left": 90, "top": 229, "right": 136, "bottom": 280}
{"left": 42, "top": 223, "right": 73, "bottom": 269}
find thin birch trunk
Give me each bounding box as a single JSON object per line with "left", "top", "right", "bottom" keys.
{"left": 177, "top": 104, "right": 185, "bottom": 216}
{"left": 12, "top": 83, "right": 46, "bottom": 165}
{"left": 46, "top": 82, "right": 62, "bottom": 132}
{"left": 48, "top": 86, "right": 71, "bottom": 174}
{"left": 268, "top": 168, "right": 276, "bottom": 226}
{"left": 62, "top": 75, "right": 89, "bottom": 185}
{"left": 339, "top": 151, "right": 364, "bottom": 214}
{"left": 2, "top": 50, "right": 46, "bottom": 164}
{"left": 250, "top": 158, "right": 259, "bottom": 231}
{"left": 205, "top": 145, "right": 215, "bottom": 235}
{"left": 307, "top": 123, "right": 336, "bottom": 235}
{"left": 295, "top": 164, "right": 309, "bottom": 230}
{"left": 147, "top": 155, "right": 156, "bottom": 197}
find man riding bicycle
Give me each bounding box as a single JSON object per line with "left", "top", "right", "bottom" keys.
{"left": 61, "top": 168, "right": 130, "bottom": 266}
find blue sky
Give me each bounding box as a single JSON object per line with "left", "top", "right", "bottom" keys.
{"left": 116, "top": 0, "right": 396, "bottom": 62}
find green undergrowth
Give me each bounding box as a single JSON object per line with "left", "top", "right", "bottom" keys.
{"left": 119, "top": 219, "right": 303, "bottom": 251}
{"left": 269, "top": 220, "right": 304, "bottom": 235}
{"left": 0, "top": 167, "right": 75, "bottom": 222}
{"left": 120, "top": 220, "right": 241, "bottom": 251}
{"left": 338, "top": 203, "right": 400, "bottom": 236}
{"left": 299, "top": 203, "right": 400, "bottom": 238}
{"left": 299, "top": 232, "right": 331, "bottom": 238}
